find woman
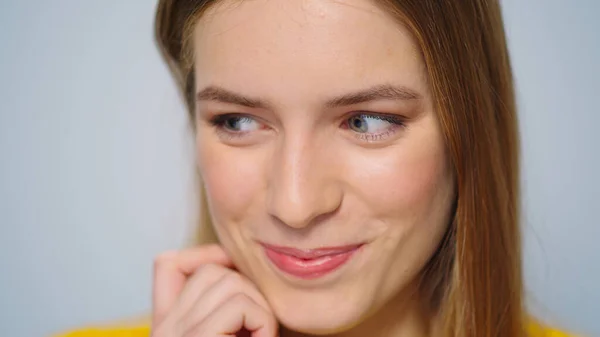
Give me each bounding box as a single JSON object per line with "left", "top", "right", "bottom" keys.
{"left": 60, "top": 0, "right": 575, "bottom": 336}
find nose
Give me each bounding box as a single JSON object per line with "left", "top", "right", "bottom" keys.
{"left": 266, "top": 135, "right": 343, "bottom": 229}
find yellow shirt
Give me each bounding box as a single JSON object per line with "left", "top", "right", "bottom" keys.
{"left": 56, "top": 322, "right": 576, "bottom": 337}
{"left": 57, "top": 327, "right": 149, "bottom": 337}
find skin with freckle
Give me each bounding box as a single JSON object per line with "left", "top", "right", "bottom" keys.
{"left": 192, "top": 0, "right": 454, "bottom": 334}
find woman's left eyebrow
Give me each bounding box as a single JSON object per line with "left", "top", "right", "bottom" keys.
{"left": 325, "top": 84, "right": 422, "bottom": 108}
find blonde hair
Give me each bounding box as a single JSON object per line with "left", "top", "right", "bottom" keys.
{"left": 154, "top": 1, "right": 524, "bottom": 336}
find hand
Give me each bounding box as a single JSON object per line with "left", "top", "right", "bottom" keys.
{"left": 151, "top": 244, "right": 279, "bottom": 337}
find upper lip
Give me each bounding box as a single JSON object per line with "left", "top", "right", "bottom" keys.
{"left": 260, "top": 242, "right": 363, "bottom": 259}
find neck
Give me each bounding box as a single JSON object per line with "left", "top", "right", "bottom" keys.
{"left": 281, "top": 284, "right": 431, "bottom": 337}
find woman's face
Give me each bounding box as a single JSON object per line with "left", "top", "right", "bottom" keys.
{"left": 193, "top": 0, "right": 454, "bottom": 333}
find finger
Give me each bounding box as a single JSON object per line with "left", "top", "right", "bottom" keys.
{"left": 152, "top": 244, "right": 233, "bottom": 326}
{"left": 178, "top": 272, "right": 272, "bottom": 332}
{"left": 187, "top": 293, "right": 278, "bottom": 337}
{"left": 166, "top": 264, "right": 230, "bottom": 322}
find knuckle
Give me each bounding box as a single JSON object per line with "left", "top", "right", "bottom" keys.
{"left": 193, "top": 262, "right": 220, "bottom": 277}
{"left": 153, "top": 250, "right": 177, "bottom": 269}
{"left": 221, "top": 271, "right": 244, "bottom": 287}
{"left": 229, "top": 292, "right": 253, "bottom": 306}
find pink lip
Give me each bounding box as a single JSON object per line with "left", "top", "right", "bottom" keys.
{"left": 261, "top": 243, "right": 363, "bottom": 279}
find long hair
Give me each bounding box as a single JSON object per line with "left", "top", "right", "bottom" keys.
{"left": 153, "top": 1, "right": 523, "bottom": 336}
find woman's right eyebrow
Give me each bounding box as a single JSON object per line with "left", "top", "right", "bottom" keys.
{"left": 196, "top": 86, "right": 271, "bottom": 109}
{"left": 196, "top": 84, "right": 422, "bottom": 109}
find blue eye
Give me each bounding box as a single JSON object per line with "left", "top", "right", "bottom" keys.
{"left": 211, "top": 114, "right": 261, "bottom": 133}
{"left": 223, "top": 116, "right": 259, "bottom": 132}
{"left": 347, "top": 114, "right": 403, "bottom": 134}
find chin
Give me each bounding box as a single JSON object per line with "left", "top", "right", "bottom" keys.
{"left": 266, "top": 288, "right": 370, "bottom": 335}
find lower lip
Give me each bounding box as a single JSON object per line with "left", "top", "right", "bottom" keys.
{"left": 263, "top": 246, "right": 360, "bottom": 279}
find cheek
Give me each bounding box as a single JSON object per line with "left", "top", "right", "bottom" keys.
{"left": 344, "top": 121, "right": 454, "bottom": 299}
{"left": 196, "top": 135, "right": 264, "bottom": 225}
{"left": 355, "top": 139, "right": 450, "bottom": 220}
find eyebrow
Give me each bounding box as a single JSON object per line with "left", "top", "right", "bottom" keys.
{"left": 324, "top": 84, "right": 421, "bottom": 108}
{"left": 196, "top": 84, "right": 422, "bottom": 109}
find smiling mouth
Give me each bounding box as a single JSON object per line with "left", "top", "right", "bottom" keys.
{"left": 260, "top": 243, "right": 364, "bottom": 279}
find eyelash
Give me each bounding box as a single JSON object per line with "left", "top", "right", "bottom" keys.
{"left": 208, "top": 114, "right": 259, "bottom": 140}
{"left": 343, "top": 113, "right": 405, "bottom": 142}
{"left": 208, "top": 112, "right": 405, "bottom": 142}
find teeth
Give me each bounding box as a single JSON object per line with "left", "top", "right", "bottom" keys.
{"left": 296, "top": 251, "right": 345, "bottom": 260}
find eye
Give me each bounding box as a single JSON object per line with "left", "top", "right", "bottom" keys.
{"left": 348, "top": 115, "right": 391, "bottom": 133}
{"left": 207, "top": 113, "right": 268, "bottom": 143}
{"left": 344, "top": 113, "right": 405, "bottom": 142}
{"left": 213, "top": 114, "right": 261, "bottom": 133}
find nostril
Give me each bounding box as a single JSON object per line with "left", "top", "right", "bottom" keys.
{"left": 268, "top": 194, "right": 342, "bottom": 230}
{"left": 265, "top": 147, "right": 343, "bottom": 229}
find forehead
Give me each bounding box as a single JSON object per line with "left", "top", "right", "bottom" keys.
{"left": 192, "top": 0, "right": 427, "bottom": 103}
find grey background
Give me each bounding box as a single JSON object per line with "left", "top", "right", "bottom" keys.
{"left": 0, "top": 1, "right": 598, "bottom": 336}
